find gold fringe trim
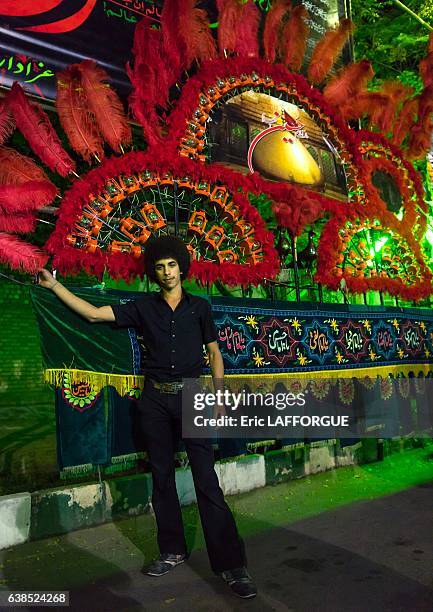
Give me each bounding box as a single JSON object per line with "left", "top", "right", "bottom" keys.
{"left": 44, "top": 363, "right": 433, "bottom": 396}
{"left": 44, "top": 368, "right": 144, "bottom": 397}
{"left": 202, "top": 364, "right": 433, "bottom": 392}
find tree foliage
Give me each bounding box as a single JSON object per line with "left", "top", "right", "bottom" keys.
{"left": 351, "top": 0, "right": 430, "bottom": 92}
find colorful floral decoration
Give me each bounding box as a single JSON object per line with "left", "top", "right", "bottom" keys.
{"left": 0, "top": 1, "right": 432, "bottom": 300}
{"left": 338, "top": 378, "right": 355, "bottom": 405}
{"left": 46, "top": 152, "right": 279, "bottom": 285}
{"left": 62, "top": 371, "right": 99, "bottom": 412}
{"left": 310, "top": 379, "right": 331, "bottom": 400}
{"left": 397, "top": 376, "right": 410, "bottom": 399}
{"left": 317, "top": 216, "right": 432, "bottom": 300}
{"left": 380, "top": 377, "right": 393, "bottom": 401}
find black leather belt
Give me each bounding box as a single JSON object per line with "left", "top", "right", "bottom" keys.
{"left": 149, "top": 379, "right": 184, "bottom": 394}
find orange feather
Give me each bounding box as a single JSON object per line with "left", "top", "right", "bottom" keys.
{"left": 340, "top": 92, "right": 389, "bottom": 126}
{"left": 420, "top": 53, "right": 433, "bottom": 88}
{"left": 56, "top": 65, "right": 104, "bottom": 163}
{"left": 0, "top": 147, "right": 49, "bottom": 185}
{"left": 307, "top": 19, "right": 355, "bottom": 85}
{"left": 408, "top": 86, "right": 433, "bottom": 160}
{"left": 7, "top": 83, "right": 75, "bottom": 177}
{"left": 0, "top": 98, "right": 15, "bottom": 145}
{"left": 263, "top": 0, "right": 291, "bottom": 63}
{"left": 77, "top": 60, "right": 132, "bottom": 153}
{"left": 323, "top": 60, "right": 374, "bottom": 107}
{"left": 177, "top": 0, "right": 217, "bottom": 66}
{"left": 280, "top": 5, "right": 309, "bottom": 72}
{"left": 391, "top": 97, "right": 419, "bottom": 147}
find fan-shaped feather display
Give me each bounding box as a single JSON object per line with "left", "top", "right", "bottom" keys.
{"left": 7, "top": 83, "right": 75, "bottom": 177}
{"left": 0, "top": 5, "right": 431, "bottom": 305}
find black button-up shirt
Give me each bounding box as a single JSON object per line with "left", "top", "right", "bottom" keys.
{"left": 112, "top": 291, "right": 218, "bottom": 382}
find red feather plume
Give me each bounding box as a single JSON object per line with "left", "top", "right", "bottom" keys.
{"left": 235, "top": 1, "right": 261, "bottom": 58}
{"left": 7, "top": 83, "right": 75, "bottom": 177}
{"left": 273, "top": 199, "right": 322, "bottom": 237}
{"left": 77, "top": 60, "right": 132, "bottom": 153}
{"left": 408, "top": 86, "right": 433, "bottom": 160}
{"left": 177, "top": 0, "right": 217, "bottom": 66}
{"left": 0, "top": 214, "right": 37, "bottom": 233}
{"left": 0, "top": 232, "right": 48, "bottom": 273}
{"left": 280, "top": 4, "right": 309, "bottom": 72}
{"left": 0, "top": 98, "right": 15, "bottom": 145}
{"left": 419, "top": 54, "right": 433, "bottom": 88}
{"left": 161, "top": 0, "right": 188, "bottom": 75}
{"left": 129, "top": 20, "right": 173, "bottom": 108}
{"left": 0, "top": 181, "right": 57, "bottom": 214}
{"left": 217, "top": 0, "right": 260, "bottom": 58}
{"left": 391, "top": 97, "right": 419, "bottom": 147}
{"left": 217, "top": 0, "right": 242, "bottom": 54}
{"left": 0, "top": 147, "right": 50, "bottom": 185}
{"left": 307, "top": 19, "right": 355, "bottom": 85}
{"left": 127, "top": 21, "right": 169, "bottom": 145}
{"left": 263, "top": 0, "right": 291, "bottom": 63}
{"left": 340, "top": 92, "right": 395, "bottom": 132}
{"left": 323, "top": 60, "right": 374, "bottom": 107}
{"left": 56, "top": 65, "right": 104, "bottom": 163}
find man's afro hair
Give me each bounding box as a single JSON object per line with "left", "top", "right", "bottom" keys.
{"left": 144, "top": 235, "right": 191, "bottom": 282}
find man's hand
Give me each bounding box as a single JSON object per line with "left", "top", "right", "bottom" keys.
{"left": 38, "top": 268, "right": 58, "bottom": 290}
{"left": 36, "top": 269, "right": 115, "bottom": 323}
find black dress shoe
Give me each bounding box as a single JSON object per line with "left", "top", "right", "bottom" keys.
{"left": 142, "top": 553, "right": 186, "bottom": 576}
{"left": 220, "top": 566, "right": 258, "bottom": 599}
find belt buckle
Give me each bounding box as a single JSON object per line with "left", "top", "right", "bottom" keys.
{"left": 160, "top": 381, "right": 183, "bottom": 394}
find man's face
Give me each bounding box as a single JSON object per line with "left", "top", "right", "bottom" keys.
{"left": 154, "top": 257, "right": 181, "bottom": 290}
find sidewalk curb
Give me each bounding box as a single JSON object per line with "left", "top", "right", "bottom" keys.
{"left": 1, "top": 437, "right": 430, "bottom": 549}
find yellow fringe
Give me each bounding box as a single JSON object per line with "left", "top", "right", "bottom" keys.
{"left": 201, "top": 363, "right": 433, "bottom": 392}
{"left": 44, "top": 368, "right": 144, "bottom": 397}
{"left": 44, "top": 363, "right": 433, "bottom": 396}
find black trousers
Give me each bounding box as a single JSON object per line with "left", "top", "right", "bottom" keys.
{"left": 138, "top": 383, "right": 246, "bottom": 573}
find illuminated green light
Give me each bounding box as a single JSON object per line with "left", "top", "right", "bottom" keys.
{"left": 374, "top": 236, "right": 389, "bottom": 253}
{"left": 426, "top": 229, "right": 433, "bottom": 247}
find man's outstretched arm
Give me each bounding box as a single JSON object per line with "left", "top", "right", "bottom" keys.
{"left": 38, "top": 269, "right": 115, "bottom": 323}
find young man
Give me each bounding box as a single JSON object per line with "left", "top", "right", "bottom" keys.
{"left": 38, "top": 236, "right": 257, "bottom": 599}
